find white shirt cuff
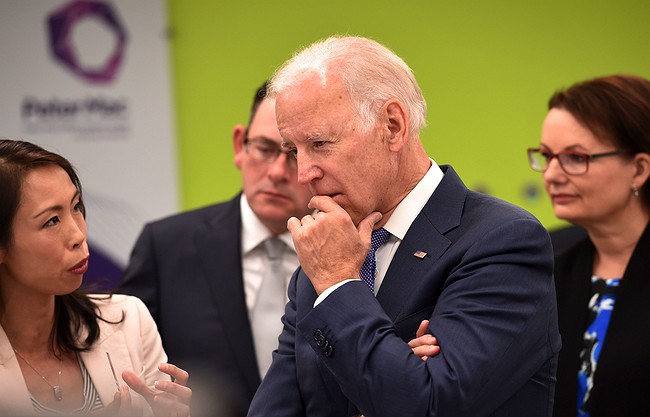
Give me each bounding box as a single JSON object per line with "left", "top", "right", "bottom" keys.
{"left": 313, "top": 279, "right": 358, "bottom": 307}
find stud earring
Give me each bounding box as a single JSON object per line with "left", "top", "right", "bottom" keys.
{"left": 632, "top": 184, "right": 640, "bottom": 197}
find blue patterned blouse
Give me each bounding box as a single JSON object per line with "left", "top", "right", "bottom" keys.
{"left": 577, "top": 276, "right": 621, "bottom": 417}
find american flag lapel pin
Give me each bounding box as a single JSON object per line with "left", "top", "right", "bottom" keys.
{"left": 413, "top": 250, "right": 427, "bottom": 259}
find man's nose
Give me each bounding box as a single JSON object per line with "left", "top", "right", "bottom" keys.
{"left": 267, "top": 152, "right": 293, "bottom": 181}
{"left": 296, "top": 154, "right": 322, "bottom": 184}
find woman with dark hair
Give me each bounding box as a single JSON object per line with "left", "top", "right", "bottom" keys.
{"left": 0, "top": 139, "right": 191, "bottom": 416}
{"left": 527, "top": 74, "right": 650, "bottom": 417}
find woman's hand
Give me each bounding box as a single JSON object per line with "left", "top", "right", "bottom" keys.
{"left": 122, "top": 363, "right": 192, "bottom": 417}
{"left": 408, "top": 320, "right": 440, "bottom": 361}
{"left": 99, "top": 384, "right": 143, "bottom": 416}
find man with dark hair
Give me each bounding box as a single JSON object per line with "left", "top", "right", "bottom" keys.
{"left": 121, "top": 81, "right": 313, "bottom": 417}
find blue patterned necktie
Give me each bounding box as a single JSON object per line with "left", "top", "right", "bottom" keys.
{"left": 359, "top": 228, "right": 391, "bottom": 293}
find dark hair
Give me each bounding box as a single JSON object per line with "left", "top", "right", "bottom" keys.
{"left": 548, "top": 74, "right": 650, "bottom": 207}
{"left": 0, "top": 139, "right": 119, "bottom": 356}
{"left": 247, "top": 80, "right": 269, "bottom": 127}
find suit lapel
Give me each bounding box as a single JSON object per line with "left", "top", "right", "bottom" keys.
{"left": 595, "top": 222, "right": 650, "bottom": 385}
{"left": 0, "top": 326, "right": 33, "bottom": 412}
{"left": 194, "top": 196, "right": 261, "bottom": 390}
{"left": 377, "top": 166, "right": 465, "bottom": 321}
{"left": 81, "top": 321, "right": 129, "bottom": 407}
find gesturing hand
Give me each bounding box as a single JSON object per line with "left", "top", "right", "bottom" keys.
{"left": 100, "top": 384, "right": 143, "bottom": 416}
{"left": 122, "top": 363, "right": 192, "bottom": 417}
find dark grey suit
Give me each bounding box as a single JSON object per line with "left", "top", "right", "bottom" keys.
{"left": 121, "top": 195, "right": 260, "bottom": 417}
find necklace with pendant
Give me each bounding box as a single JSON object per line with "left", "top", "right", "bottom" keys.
{"left": 13, "top": 348, "right": 63, "bottom": 401}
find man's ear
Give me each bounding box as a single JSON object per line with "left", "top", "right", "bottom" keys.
{"left": 382, "top": 99, "right": 409, "bottom": 152}
{"left": 233, "top": 124, "right": 247, "bottom": 170}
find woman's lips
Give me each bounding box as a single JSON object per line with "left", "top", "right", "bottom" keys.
{"left": 69, "top": 257, "right": 89, "bottom": 274}
{"left": 551, "top": 194, "right": 577, "bottom": 205}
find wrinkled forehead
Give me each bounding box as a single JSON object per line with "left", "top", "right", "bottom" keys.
{"left": 277, "top": 86, "right": 357, "bottom": 142}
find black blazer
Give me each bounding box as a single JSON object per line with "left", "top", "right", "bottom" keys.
{"left": 553, "top": 223, "right": 650, "bottom": 417}
{"left": 549, "top": 225, "right": 587, "bottom": 255}
{"left": 120, "top": 195, "right": 260, "bottom": 417}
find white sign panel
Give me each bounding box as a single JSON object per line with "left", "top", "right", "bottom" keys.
{"left": 0, "top": 0, "right": 179, "bottom": 289}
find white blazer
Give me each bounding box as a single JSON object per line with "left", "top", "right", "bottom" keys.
{"left": 0, "top": 294, "right": 168, "bottom": 416}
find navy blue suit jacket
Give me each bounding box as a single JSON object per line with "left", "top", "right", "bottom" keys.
{"left": 120, "top": 195, "right": 260, "bottom": 417}
{"left": 248, "top": 166, "right": 560, "bottom": 417}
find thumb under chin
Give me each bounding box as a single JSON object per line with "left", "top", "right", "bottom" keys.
{"left": 358, "top": 211, "right": 383, "bottom": 232}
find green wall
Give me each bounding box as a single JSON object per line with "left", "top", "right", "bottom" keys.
{"left": 167, "top": 0, "right": 650, "bottom": 230}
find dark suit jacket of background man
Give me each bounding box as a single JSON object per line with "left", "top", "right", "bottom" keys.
{"left": 248, "top": 166, "right": 561, "bottom": 417}
{"left": 120, "top": 195, "right": 259, "bottom": 417}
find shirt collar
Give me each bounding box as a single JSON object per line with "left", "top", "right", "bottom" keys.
{"left": 240, "top": 194, "right": 295, "bottom": 255}
{"left": 383, "top": 159, "right": 443, "bottom": 240}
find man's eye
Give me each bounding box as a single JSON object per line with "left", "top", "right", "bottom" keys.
{"left": 283, "top": 148, "right": 297, "bottom": 159}
{"left": 256, "top": 145, "right": 277, "bottom": 155}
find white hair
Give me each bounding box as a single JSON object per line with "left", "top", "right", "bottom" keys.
{"left": 269, "top": 35, "right": 427, "bottom": 135}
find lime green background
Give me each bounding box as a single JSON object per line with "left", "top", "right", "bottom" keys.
{"left": 166, "top": 0, "right": 650, "bottom": 230}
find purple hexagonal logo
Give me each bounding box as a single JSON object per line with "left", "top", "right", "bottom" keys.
{"left": 47, "top": 0, "right": 128, "bottom": 84}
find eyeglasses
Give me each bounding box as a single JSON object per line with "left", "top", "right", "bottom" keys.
{"left": 527, "top": 147, "right": 630, "bottom": 175}
{"left": 244, "top": 137, "right": 297, "bottom": 167}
